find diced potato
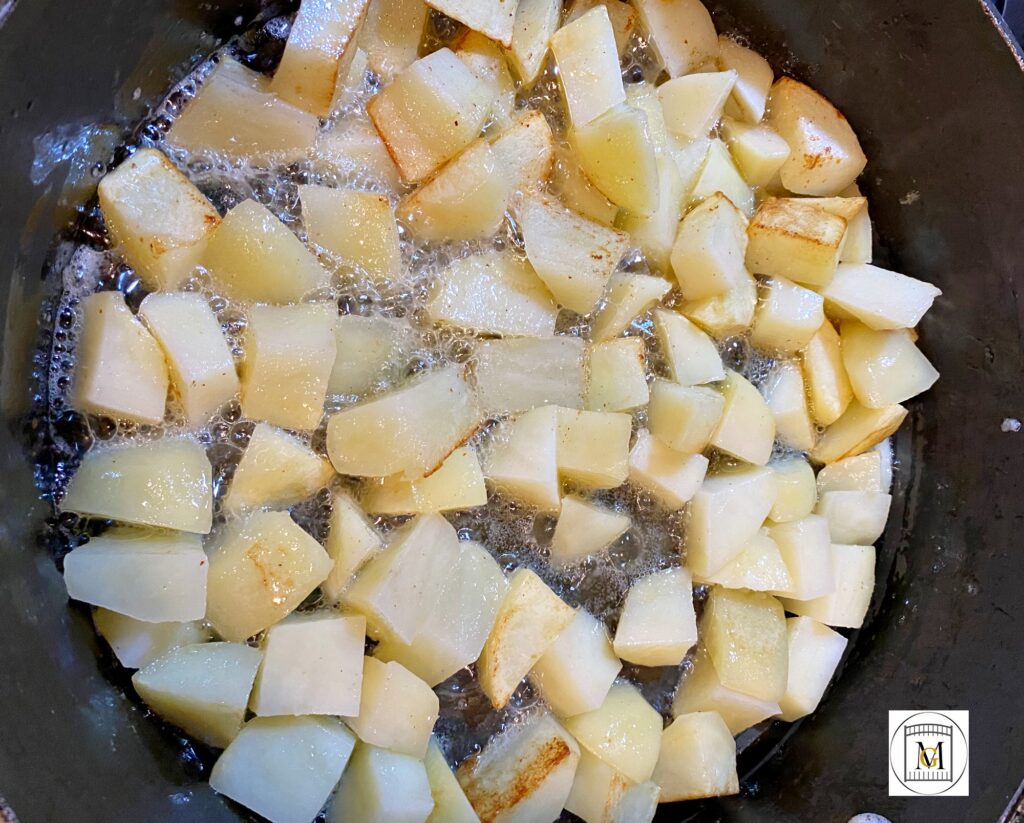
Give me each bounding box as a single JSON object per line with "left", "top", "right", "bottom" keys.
{"left": 778, "top": 616, "right": 848, "bottom": 721}
{"left": 767, "top": 77, "right": 867, "bottom": 196}
{"left": 802, "top": 319, "right": 854, "bottom": 427}
{"left": 628, "top": 429, "right": 709, "bottom": 509}
{"left": 689, "top": 139, "right": 754, "bottom": 216}
{"left": 564, "top": 682, "right": 662, "bottom": 784}
{"left": 399, "top": 140, "right": 513, "bottom": 242}
{"left": 507, "top": 0, "right": 560, "bottom": 83}
{"left": 633, "top": 0, "right": 718, "bottom": 78}
{"left": 769, "top": 458, "right": 817, "bottom": 523}
{"left": 810, "top": 401, "right": 907, "bottom": 464}
{"left": 454, "top": 31, "right": 517, "bottom": 132}
{"left": 551, "top": 496, "right": 631, "bottom": 565}
{"left": 426, "top": 251, "right": 557, "bottom": 337}
{"left": 556, "top": 408, "right": 632, "bottom": 490}
{"left": 485, "top": 405, "right": 560, "bottom": 511}
{"left": 458, "top": 712, "right": 580, "bottom": 823}
{"left": 710, "top": 371, "right": 776, "bottom": 465}
{"left": 300, "top": 186, "right": 402, "bottom": 283}
{"left": 241, "top": 303, "right": 336, "bottom": 431}
{"left": 782, "top": 544, "right": 875, "bottom": 628}
{"left": 815, "top": 451, "right": 883, "bottom": 494}
{"left": 685, "top": 467, "right": 776, "bottom": 577}
{"left": 551, "top": 145, "right": 620, "bottom": 227}
{"left": 326, "top": 366, "right": 481, "bottom": 479}
{"left": 611, "top": 782, "right": 660, "bottom": 823}
{"left": 720, "top": 118, "right": 790, "bottom": 187}
{"left": 613, "top": 567, "right": 697, "bottom": 667}
{"left": 490, "top": 110, "right": 557, "bottom": 193}
{"left": 473, "top": 337, "right": 585, "bottom": 416}
{"left": 671, "top": 648, "right": 780, "bottom": 734}
{"left": 701, "top": 587, "right": 788, "bottom": 702}
{"left": 746, "top": 198, "right": 848, "bottom": 288}
{"left": 816, "top": 490, "right": 891, "bottom": 545}
{"left": 346, "top": 658, "right": 439, "bottom": 757}
{"left": 654, "top": 309, "right": 725, "bottom": 386}
{"left": 334, "top": 45, "right": 370, "bottom": 112}
{"left": 61, "top": 439, "right": 212, "bottom": 534}
{"left": 767, "top": 514, "right": 834, "bottom": 601}
{"left": 670, "top": 191, "right": 749, "bottom": 301}
{"left": 874, "top": 439, "right": 894, "bottom": 492}
{"left": 531, "top": 609, "right": 622, "bottom": 718}
{"left": 94, "top": 610, "right": 210, "bottom": 670}
{"left": 717, "top": 37, "right": 773, "bottom": 123}
{"left": 680, "top": 272, "right": 758, "bottom": 339}
{"left": 211, "top": 716, "right": 356, "bottom": 823}
{"left": 648, "top": 381, "right": 724, "bottom": 454}
{"left": 566, "top": 0, "right": 638, "bottom": 56}
{"left": 98, "top": 148, "right": 220, "bottom": 290}
{"left": 206, "top": 511, "right": 332, "bottom": 641}
{"left": 330, "top": 314, "right": 413, "bottom": 397}
{"left": 586, "top": 338, "right": 649, "bottom": 412}
{"left": 841, "top": 321, "right": 939, "bottom": 408}
{"left": 618, "top": 155, "right": 683, "bottom": 273}
{"left": 659, "top": 71, "right": 738, "bottom": 140}
{"left": 520, "top": 194, "right": 630, "bottom": 313}
{"left": 331, "top": 743, "right": 434, "bottom": 823}
{"left": 65, "top": 529, "right": 206, "bottom": 623}
{"left": 368, "top": 48, "right": 492, "bottom": 183}
{"left": 693, "top": 529, "right": 792, "bottom": 593}
{"left": 652, "top": 712, "right": 738, "bottom": 801}
{"left": 478, "top": 568, "right": 576, "bottom": 709}
{"left": 315, "top": 115, "right": 401, "bottom": 190}
{"left": 374, "top": 540, "right": 506, "bottom": 686}
{"left": 132, "top": 642, "right": 262, "bottom": 748}
{"left": 363, "top": 446, "right": 486, "bottom": 515}
{"left": 551, "top": 7, "right": 625, "bottom": 128}
{"left": 323, "top": 492, "right": 383, "bottom": 603}
{"left": 359, "top": 0, "right": 428, "bottom": 81}
{"left": 203, "top": 199, "right": 328, "bottom": 303}
{"left": 591, "top": 272, "right": 672, "bottom": 342}
{"left": 625, "top": 83, "right": 670, "bottom": 154}
{"left": 427, "top": 0, "right": 518, "bottom": 46}
{"left": 251, "top": 613, "right": 365, "bottom": 717}
{"left": 346, "top": 513, "right": 460, "bottom": 643}
{"left": 571, "top": 104, "right": 661, "bottom": 216}
{"left": 762, "top": 361, "right": 816, "bottom": 452}
{"left": 425, "top": 739, "right": 479, "bottom": 823}
{"left": 838, "top": 184, "right": 873, "bottom": 263}
{"left": 668, "top": 134, "right": 713, "bottom": 195}
{"left": 750, "top": 277, "right": 826, "bottom": 355}
{"left": 565, "top": 750, "right": 633, "bottom": 823}
{"left": 270, "top": 0, "right": 369, "bottom": 117}
{"left": 167, "top": 58, "right": 319, "bottom": 161}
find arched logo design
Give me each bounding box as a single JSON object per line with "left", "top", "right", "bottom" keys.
{"left": 888, "top": 711, "right": 969, "bottom": 797}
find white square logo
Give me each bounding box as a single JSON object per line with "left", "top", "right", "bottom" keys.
{"left": 889, "top": 710, "right": 969, "bottom": 796}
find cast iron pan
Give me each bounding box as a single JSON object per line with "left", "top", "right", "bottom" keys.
{"left": 0, "top": 1, "right": 1022, "bottom": 821}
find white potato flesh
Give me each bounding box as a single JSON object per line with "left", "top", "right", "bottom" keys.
{"left": 670, "top": 191, "right": 749, "bottom": 301}
{"left": 530, "top": 609, "right": 622, "bottom": 718}
{"left": 363, "top": 446, "right": 487, "bottom": 515}
{"left": 427, "top": 0, "right": 519, "bottom": 46}
{"left": 628, "top": 429, "right": 709, "bottom": 509}
{"left": 345, "top": 513, "right": 460, "bottom": 644}
{"left": 61, "top": 439, "right": 212, "bottom": 534}
{"left": 326, "top": 366, "right": 481, "bottom": 479}
{"left": 717, "top": 36, "right": 773, "bottom": 123}
{"left": 841, "top": 322, "right": 939, "bottom": 407}
{"left": 425, "top": 739, "right": 479, "bottom": 823}
{"left": 767, "top": 514, "right": 835, "bottom": 601}
{"left": 611, "top": 782, "right": 660, "bottom": 823}
{"left": 94, "top": 610, "right": 210, "bottom": 670}
{"left": 874, "top": 438, "right": 894, "bottom": 493}
{"left": 668, "top": 133, "right": 713, "bottom": 194}
{"left": 746, "top": 198, "right": 848, "bottom": 288}
{"left": 750, "top": 277, "right": 826, "bottom": 355}
{"left": 838, "top": 184, "right": 873, "bottom": 263}
{"left": 811, "top": 401, "right": 907, "bottom": 464}
{"left": 671, "top": 648, "right": 781, "bottom": 734}
{"left": 241, "top": 303, "right": 337, "bottom": 431}
{"left": 454, "top": 32, "right": 517, "bottom": 132}
{"left": 206, "top": 511, "right": 332, "bottom": 641}
{"left": 654, "top": 308, "right": 725, "bottom": 386}
{"left": 551, "top": 144, "right": 620, "bottom": 227}
{"left": 701, "top": 587, "right": 788, "bottom": 702}
{"left": 816, "top": 451, "right": 884, "bottom": 494}
{"left": 591, "top": 272, "right": 672, "bottom": 342}
{"left": 769, "top": 458, "right": 817, "bottom": 523}
{"left": 613, "top": 567, "right": 697, "bottom": 667}
{"left": 323, "top": 492, "right": 382, "bottom": 604}
{"left": 648, "top": 380, "right": 723, "bottom": 455}
{"left": 65, "top": 529, "right": 207, "bottom": 623}
{"left": 802, "top": 319, "right": 854, "bottom": 426}
{"left": 520, "top": 194, "right": 630, "bottom": 314}
{"left": 565, "top": 749, "right": 633, "bottom": 823}
{"left": 564, "top": 682, "right": 662, "bottom": 784}
{"left": 484, "top": 405, "right": 561, "bottom": 512}
{"left": 132, "top": 642, "right": 262, "bottom": 748}
{"left": 478, "top": 568, "right": 576, "bottom": 709}
{"left": 74, "top": 291, "right": 169, "bottom": 425}
{"left": 331, "top": 743, "right": 434, "bottom": 823}
{"left": 551, "top": 6, "right": 624, "bottom": 128}
{"left": 762, "top": 361, "right": 816, "bottom": 452}
{"left": 374, "top": 540, "right": 507, "bottom": 686}
{"left": 507, "top": 0, "right": 560, "bottom": 83}
{"left": 251, "top": 613, "right": 366, "bottom": 718}
{"left": 680, "top": 272, "right": 758, "bottom": 339}
{"left": 710, "top": 371, "right": 776, "bottom": 465}
{"left": 556, "top": 408, "right": 632, "bottom": 490}
{"left": 619, "top": 155, "right": 684, "bottom": 274}
{"left": 659, "top": 71, "right": 738, "bottom": 140}
{"left": 368, "top": 48, "right": 492, "bottom": 183}
{"left": 300, "top": 186, "right": 402, "bottom": 283}
{"left": 359, "top": 0, "right": 429, "bottom": 82}
{"left": 624, "top": 83, "right": 670, "bottom": 154}
{"left": 816, "top": 490, "right": 892, "bottom": 545}
{"left": 490, "top": 109, "right": 557, "bottom": 193}
{"left": 270, "top": 0, "right": 369, "bottom": 117}
{"left": 202, "top": 199, "right": 329, "bottom": 303}
{"left": 550, "top": 496, "right": 631, "bottom": 565}
{"left": 314, "top": 115, "right": 401, "bottom": 190}
{"left": 778, "top": 616, "right": 848, "bottom": 721}
{"left": 98, "top": 148, "right": 220, "bottom": 291}
{"left": 652, "top": 712, "right": 738, "bottom": 801}
{"left": 426, "top": 251, "right": 558, "bottom": 337}
{"left": 211, "top": 716, "right": 356, "bottom": 823}
{"left": 693, "top": 529, "right": 792, "bottom": 593}
{"left": 458, "top": 712, "right": 580, "bottom": 823}
{"left": 782, "top": 544, "right": 876, "bottom": 629}
{"left": 346, "top": 658, "right": 439, "bottom": 758}
{"left": 685, "top": 467, "right": 776, "bottom": 577}
{"left": 473, "top": 337, "right": 585, "bottom": 416}
{"left": 720, "top": 118, "right": 790, "bottom": 187}
{"left": 586, "top": 338, "right": 649, "bottom": 413}
{"left": 566, "top": 0, "right": 638, "bottom": 56}
{"left": 688, "top": 139, "right": 754, "bottom": 216}
{"left": 634, "top": 0, "right": 718, "bottom": 78}
{"left": 330, "top": 314, "right": 413, "bottom": 397}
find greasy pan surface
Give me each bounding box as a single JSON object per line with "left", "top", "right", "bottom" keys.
{"left": 0, "top": 1, "right": 1021, "bottom": 821}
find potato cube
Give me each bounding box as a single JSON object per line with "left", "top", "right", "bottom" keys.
{"left": 530, "top": 609, "right": 622, "bottom": 717}
{"left": 816, "top": 490, "right": 891, "bottom": 545}
{"left": 314, "top": 115, "right": 401, "bottom": 189}
{"left": 810, "top": 401, "right": 907, "bottom": 464}
{"left": 426, "top": 251, "right": 557, "bottom": 337}
{"left": 680, "top": 272, "right": 757, "bottom": 339}
{"left": 490, "top": 109, "right": 557, "bottom": 193}
{"left": 323, "top": 492, "right": 382, "bottom": 603}
{"left": 720, "top": 118, "right": 790, "bottom": 187}
{"left": 552, "top": 144, "right": 620, "bottom": 227}
{"left": 767, "top": 514, "right": 834, "bottom": 601}
{"left": 841, "top": 322, "right": 939, "bottom": 408}
{"left": 330, "top": 314, "right": 413, "bottom": 397}
{"left": 611, "top": 782, "right": 660, "bottom": 823}
{"left": 566, "top": 0, "right": 638, "bottom": 56}
{"left": 670, "top": 191, "right": 749, "bottom": 301}
{"left": 769, "top": 458, "right": 817, "bottom": 523}
{"left": 551, "top": 7, "right": 624, "bottom": 127}
{"left": 619, "top": 155, "right": 684, "bottom": 274}
{"left": 648, "top": 381, "right": 723, "bottom": 455}
{"left": 710, "top": 371, "right": 776, "bottom": 465}
{"left": 425, "top": 739, "right": 479, "bottom": 823}
{"left": 718, "top": 37, "right": 773, "bottom": 123}
{"left": 556, "top": 408, "right": 632, "bottom": 489}
{"left": 782, "top": 544, "right": 875, "bottom": 628}
{"left": 586, "top": 338, "right": 649, "bottom": 412}
{"left": 73, "top": 291, "right": 169, "bottom": 425}
{"left": 689, "top": 139, "right": 754, "bottom": 216}
{"left": 363, "top": 446, "right": 487, "bottom": 515}
{"left": 652, "top": 712, "right": 738, "bottom": 801}
{"left": 633, "top": 0, "right": 718, "bottom": 78}
{"left": 613, "top": 567, "right": 696, "bottom": 667}
{"left": 762, "top": 361, "right": 815, "bottom": 452}
{"left": 628, "top": 429, "right": 709, "bottom": 509}
{"left": 751, "top": 277, "right": 826, "bottom": 355}
{"left": 654, "top": 309, "right": 724, "bottom": 387}
{"left": 667, "top": 133, "right": 713, "bottom": 194}
{"left": 565, "top": 750, "right": 633, "bottom": 823}
{"left": 359, "top": 0, "right": 429, "bottom": 82}
{"left": 485, "top": 405, "right": 560, "bottom": 511}
{"left": 802, "top": 320, "right": 854, "bottom": 426}
{"left": 659, "top": 71, "right": 738, "bottom": 140}
{"left": 822, "top": 263, "right": 942, "bottom": 330}
{"left": 98, "top": 148, "right": 219, "bottom": 290}
{"left": 94, "top": 610, "right": 209, "bottom": 670}
{"left": 746, "top": 199, "right": 848, "bottom": 289}
{"left": 506, "top": 0, "right": 560, "bottom": 82}
{"left": 551, "top": 496, "right": 631, "bottom": 565}
{"left": 591, "top": 272, "right": 672, "bottom": 342}
{"left": 815, "top": 451, "right": 884, "bottom": 494}
{"left": 346, "top": 658, "right": 439, "bottom": 757}
{"left": 478, "top": 568, "right": 576, "bottom": 709}
{"left": 837, "top": 184, "right": 873, "bottom": 263}
{"left": 427, "top": 0, "right": 518, "bottom": 46}
{"left": 454, "top": 31, "right": 517, "bottom": 132}
{"left": 692, "top": 530, "right": 792, "bottom": 593}
{"left": 564, "top": 682, "right": 662, "bottom": 783}
{"left": 671, "top": 648, "right": 780, "bottom": 734}
{"left": 473, "top": 337, "right": 585, "bottom": 417}
{"left": 368, "top": 48, "right": 491, "bottom": 183}
{"left": 326, "top": 366, "right": 481, "bottom": 479}
{"left": 251, "top": 613, "right": 365, "bottom": 717}
{"left": 874, "top": 438, "right": 895, "bottom": 492}
{"left": 61, "top": 439, "right": 212, "bottom": 533}
{"left": 779, "top": 616, "right": 848, "bottom": 721}
{"left": 132, "top": 642, "right": 262, "bottom": 748}
{"left": 331, "top": 743, "right": 434, "bottom": 823}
